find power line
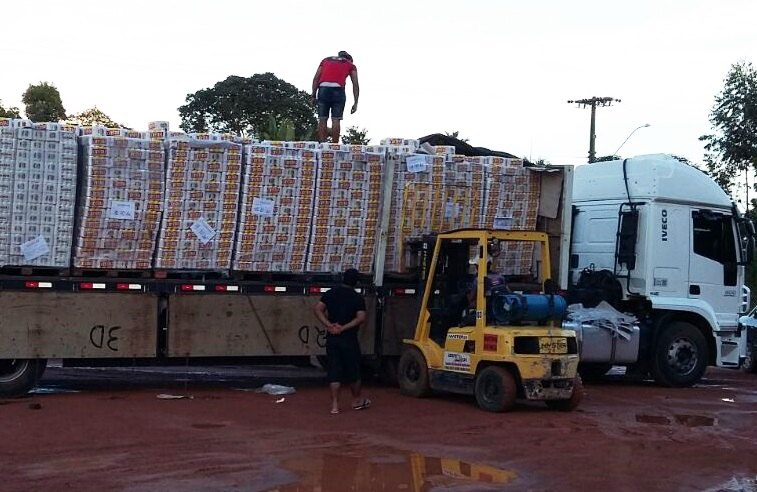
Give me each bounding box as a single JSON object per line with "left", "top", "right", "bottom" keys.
{"left": 568, "top": 96, "right": 621, "bottom": 163}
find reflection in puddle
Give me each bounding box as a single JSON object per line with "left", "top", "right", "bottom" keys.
{"left": 674, "top": 414, "right": 716, "bottom": 427}
{"left": 267, "top": 452, "right": 516, "bottom": 491}
{"left": 635, "top": 414, "right": 716, "bottom": 427}
{"left": 636, "top": 415, "right": 671, "bottom": 425}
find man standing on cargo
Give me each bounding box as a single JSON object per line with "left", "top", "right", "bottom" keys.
{"left": 311, "top": 51, "right": 359, "bottom": 143}
{"left": 313, "top": 268, "right": 371, "bottom": 414}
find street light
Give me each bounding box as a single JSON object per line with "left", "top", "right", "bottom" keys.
{"left": 613, "top": 123, "right": 651, "bottom": 156}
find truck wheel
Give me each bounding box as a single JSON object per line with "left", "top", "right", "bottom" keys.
{"left": 474, "top": 366, "right": 517, "bottom": 412}
{"left": 398, "top": 348, "right": 430, "bottom": 397}
{"left": 741, "top": 342, "right": 757, "bottom": 374}
{"left": 0, "top": 359, "right": 46, "bottom": 397}
{"left": 650, "top": 321, "right": 708, "bottom": 387}
{"left": 546, "top": 375, "right": 583, "bottom": 411}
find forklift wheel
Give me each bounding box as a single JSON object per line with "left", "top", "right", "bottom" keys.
{"left": 398, "top": 348, "right": 431, "bottom": 398}
{"left": 545, "top": 375, "right": 584, "bottom": 412}
{"left": 474, "top": 366, "right": 517, "bottom": 412}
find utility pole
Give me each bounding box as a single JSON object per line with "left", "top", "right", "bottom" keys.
{"left": 568, "top": 96, "right": 621, "bottom": 163}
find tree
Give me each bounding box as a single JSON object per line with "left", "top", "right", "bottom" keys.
{"left": 341, "top": 126, "right": 370, "bottom": 145}
{"left": 700, "top": 62, "right": 757, "bottom": 193}
{"left": 260, "top": 116, "right": 296, "bottom": 141}
{"left": 22, "top": 82, "right": 66, "bottom": 122}
{"left": 178, "top": 73, "right": 316, "bottom": 139}
{"left": 65, "top": 107, "right": 126, "bottom": 128}
{"left": 444, "top": 131, "right": 469, "bottom": 143}
{"left": 0, "top": 100, "right": 20, "bottom": 118}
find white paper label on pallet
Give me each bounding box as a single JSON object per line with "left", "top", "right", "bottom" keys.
{"left": 20, "top": 236, "right": 50, "bottom": 261}
{"left": 493, "top": 216, "right": 513, "bottom": 230}
{"left": 190, "top": 217, "right": 216, "bottom": 244}
{"left": 108, "top": 200, "right": 136, "bottom": 220}
{"left": 406, "top": 155, "right": 427, "bottom": 173}
{"left": 251, "top": 197, "right": 275, "bottom": 217}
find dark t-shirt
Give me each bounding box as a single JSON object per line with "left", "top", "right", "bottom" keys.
{"left": 320, "top": 285, "right": 366, "bottom": 341}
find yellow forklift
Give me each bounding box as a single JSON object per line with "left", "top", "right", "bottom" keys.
{"left": 398, "top": 230, "right": 582, "bottom": 412}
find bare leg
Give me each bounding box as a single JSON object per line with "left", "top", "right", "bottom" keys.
{"left": 318, "top": 119, "right": 328, "bottom": 142}
{"left": 331, "top": 119, "right": 341, "bottom": 143}
{"left": 330, "top": 382, "right": 340, "bottom": 413}
{"left": 349, "top": 379, "right": 362, "bottom": 407}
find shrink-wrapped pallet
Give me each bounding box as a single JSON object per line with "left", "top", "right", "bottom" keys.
{"left": 155, "top": 138, "right": 242, "bottom": 270}
{"left": 74, "top": 135, "right": 164, "bottom": 270}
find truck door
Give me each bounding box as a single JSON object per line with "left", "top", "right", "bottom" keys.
{"left": 688, "top": 210, "right": 741, "bottom": 328}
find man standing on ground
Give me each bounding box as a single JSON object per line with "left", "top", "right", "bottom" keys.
{"left": 313, "top": 268, "right": 371, "bottom": 414}
{"left": 311, "top": 51, "right": 359, "bottom": 143}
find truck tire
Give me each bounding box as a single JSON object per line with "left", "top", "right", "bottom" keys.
{"left": 0, "top": 359, "right": 46, "bottom": 397}
{"left": 650, "top": 321, "right": 708, "bottom": 387}
{"left": 474, "top": 366, "right": 517, "bottom": 413}
{"left": 398, "top": 348, "right": 430, "bottom": 397}
{"left": 546, "top": 375, "right": 583, "bottom": 411}
{"left": 741, "top": 341, "right": 757, "bottom": 374}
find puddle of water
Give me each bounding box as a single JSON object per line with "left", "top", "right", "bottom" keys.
{"left": 635, "top": 414, "right": 716, "bottom": 427}
{"left": 635, "top": 414, "right": 670, "bottom": 425}
{"left": 267, "top": 452, "right": 516, "bottom": 491}
{"left": 673, "top": 414, "right": 716, "bottom": 427}
{"left": 191, "top": 423, "right": 227, "bottom": 429}
{"left": 28, "top": 387, "right": 80, "bottom": 395}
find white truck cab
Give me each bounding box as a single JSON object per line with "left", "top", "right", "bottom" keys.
{"left": 569, "top": 154, "right": 753, "bottom": 386}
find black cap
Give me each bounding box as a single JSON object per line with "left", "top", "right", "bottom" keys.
{"left": 338, "top": 51, "right": 353, "bottom": 61}
{"left": 343, "top": 268, "right": 359, "bottom": 287}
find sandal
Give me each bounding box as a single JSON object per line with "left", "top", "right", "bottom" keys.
{"left": 352, "top": 398, "right": 371, "bottom": 411}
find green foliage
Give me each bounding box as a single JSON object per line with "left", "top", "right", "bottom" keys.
{"left": 260, "top": 116, "right": 296, "bottom": 141}
{"left": 65, "top": 107, "right": 126, "bottom": 128}
{"left": 22, "top": 82, "right": 66, "bottom": 122}
{"left": 700, "top": 62, "right": 757, "bottom": 193}
{"left": 341, "top": 126, "right": 370, "bottom": 144}
{"left": 0, "top": 100, "right": 20, "bottom": 118}
{"left": 178, "top": 73, "right": 316, "bottom": 139}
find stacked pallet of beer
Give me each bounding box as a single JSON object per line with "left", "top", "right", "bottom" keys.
{"left": 233, "top": 142, "right": 317, "bottom": 273}
{"left": 0, "top": 119, "right": 78, "bottom": 268}
{"left": 482, "top": 157, "right": 541, "bottom": 276}
{"left": 306, "top": 144, "right": 383, "bottom": 273}
{"left": 155, "top": 137, "right": 242, "bottom": 270}
{"left": 436, "top": 154, "right": 486, "bottom": 232}
{"left": 74, "top": 131, "right": 164, "bottom": 270}
{"left": 384, "top": 152, "right": 445, "bottom": 272}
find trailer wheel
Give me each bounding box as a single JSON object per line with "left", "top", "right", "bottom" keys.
{"left": 741, "top": 340, "right": 757, "bottom": 374}
{"left": 650, "top": 321, "right": 708, "bottom": 387}
{"left": 0, "top": 359, "right": 46, "bottom": 397}
{"left": 546, "top": 375, "right": 583, "bottom": 411}
{"left": 398, "top": 348, "right": 430, "bottom": 397}
{"left": 474, "top": 366, "right": 517, "bottom": 413}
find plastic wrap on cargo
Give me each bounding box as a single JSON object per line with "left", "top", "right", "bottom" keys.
{"left": 155, "top": 138, "right": 242, "bottom": 270}
{"left": 74, "top": 135, "right": 165, "bottom": 270}
{"left": 307, "top": 148, "right": 384, "bottom": 273}
{"left": 0, "top": 118, "right": 78, "bottom": 268}
{"left": 233, "top": 144, "right": 316, "bottom": 273}
{"left": 566, "top": 301, "right": 638, "bottom": 340}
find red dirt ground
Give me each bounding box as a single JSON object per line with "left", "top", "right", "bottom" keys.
{"left": 1, "top": 367, "right": 756, "bottom": 491}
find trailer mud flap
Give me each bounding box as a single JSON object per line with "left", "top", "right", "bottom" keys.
{"left": 0, "top": 292, "right": 158, "bottom": 358}
{"left": 167, "top": 294, "right": 376, "bottom": 357}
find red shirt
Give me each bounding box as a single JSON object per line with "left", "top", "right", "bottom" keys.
{"left": 318, "top": 57, "right": 355, "bottom": 87}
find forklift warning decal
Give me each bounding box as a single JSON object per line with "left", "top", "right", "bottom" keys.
{"left": 444, "top": 352, "right": 471, "bottom": 371}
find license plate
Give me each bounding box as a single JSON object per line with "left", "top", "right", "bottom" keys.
{"left": 539, "top": 337, "right": 567, "bottom": 354}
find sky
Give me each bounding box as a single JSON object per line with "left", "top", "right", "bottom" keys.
{"left": 1, "top": 0, "right": 755, "bottom": 166}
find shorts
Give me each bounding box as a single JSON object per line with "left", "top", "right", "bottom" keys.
{"left": 326, "top": 336, "right": 361, "bottom": 383}
{"left": 317, "top": 86, "right": 346, "bottom": 120}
